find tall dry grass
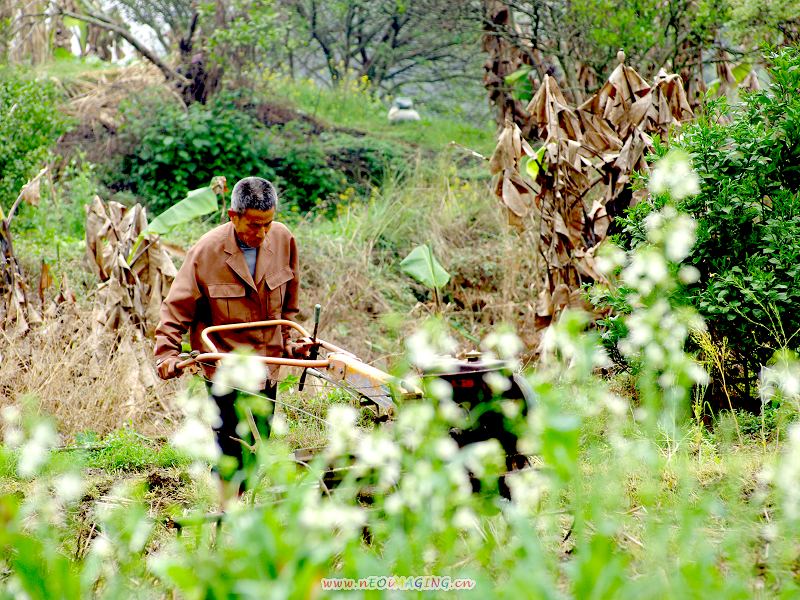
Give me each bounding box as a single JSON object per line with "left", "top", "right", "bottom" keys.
{"left": 295, "top": 157, "right": 540, "bottom": 367}
{"left": 1, "top": 157, "right": 540, "bottom": 439}
{"left": 0, "top": 309, "right": 180, "bottom": 439}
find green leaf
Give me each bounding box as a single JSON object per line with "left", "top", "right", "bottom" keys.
{"left": 504, "top": 66, "right": 532, "bottom": 85}
{"left": 400, "top": 244, "right": 450, "bottom": 289}
{"left": 525, "top": 145, "right": 547, "bottom": 180}
{"left": 731, "top": 62, "right": 752, "bottom": 84}
{"left": 52, "top": 47, "right": 74, "bottom": 61}
{"left": 127, "top": 187, "right": 218, "bottom": 262}
{"left": 147, "top": 186, "right": 218, "bottom": 236}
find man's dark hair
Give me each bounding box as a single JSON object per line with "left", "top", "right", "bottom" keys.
{"left": 230, "top": 177, "right": 278, "bottom": 213}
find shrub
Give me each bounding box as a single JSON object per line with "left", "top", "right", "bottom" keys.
{"left": 0, "top": 70, "right": 71, "bottom": 208}
{"left": 268, "top": 145, "right": 347, "bottom": 214}
{"left": 614, "top": 47, "right": 800, "bottom": 384}
{"left": 117, "top": 95, "right": 274, "bottom": 215}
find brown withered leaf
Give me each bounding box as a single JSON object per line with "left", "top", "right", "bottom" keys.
{"left": 527, "top": 75, "right": 583, "bottom": 142}
{"left": 85, "top": 196, "right": 176, "bottom": 337}
{"left": 21, "top": 177, "right": 41, "bottom": 207}
{"left": 38, "top": 260, "right": 52, "bottom": 306}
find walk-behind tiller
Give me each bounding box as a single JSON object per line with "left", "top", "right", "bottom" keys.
{"left": 176, "top": 311, "right": 535, "bottom": 498}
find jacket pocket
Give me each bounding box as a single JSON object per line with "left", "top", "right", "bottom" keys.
{"left": 208, "top": 283, "right": 247, "bottom": 322}
{"left": 265, "top": 267, "right": 293, "bottom": 317}
{"left": 265, "top": 267, "right": 293, "bottom": 290}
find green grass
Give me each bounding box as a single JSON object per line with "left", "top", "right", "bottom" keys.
{"left": 269, "top": 75, "right": 496, "bottom": 157}
{"left": 78, "top": 427, "right": 190, "bottom": 472}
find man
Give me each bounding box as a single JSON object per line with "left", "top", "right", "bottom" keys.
{"left": 155, "top": 176, "right": 310, "bottom": 478}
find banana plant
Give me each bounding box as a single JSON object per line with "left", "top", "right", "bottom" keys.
{"left": 400, "top": 244, "right": 450, "bottom": 312}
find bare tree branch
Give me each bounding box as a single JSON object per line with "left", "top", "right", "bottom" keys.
{"left": 56, "top": 6, "right": 189, "bottom": 87}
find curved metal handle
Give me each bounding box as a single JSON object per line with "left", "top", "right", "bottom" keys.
{"left": 200, "top": 319, "right": 354, "bottom": 356}
{"left": 176, "top": 352, "right": 330, "bottom": 370}
{"left": 201, "top": 319, "right": 312, "bottom": 352}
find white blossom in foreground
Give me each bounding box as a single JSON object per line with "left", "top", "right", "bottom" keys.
{"left": 171, "top": 390, "right": 222, "bottom": 463}
{"left": 595, "top": 243, "right": 627, "bottom": 275}
{"left": 506, "top": 467, "right": 549, "bottom": 513}
{"left": 648, "top": 150, "right": 700, "bottom": 200}
{"left": 405, "top": 327, "right": 458, "bottom": 369}
{"left": 396, "top": 404, "right": 435, "bottom": 451}
{"left": 776, "top": 424, "right": 800, "bottom": 520}
{"left": 299, "top": 498, "right": 366, "bottom": 537}
{"left": 482, "top": 328, "right": 524, "bottom": 363}
{"left": 645, "top": 206, "right": 698, "bottom": 263}
{"left": 172, "top": 417, "right": 221, "bottom": 463}
{"left": 17, "top": 422, "right": 59, "bottom": 478}
{"left": 355, "top": 431, "right": 401, "bottom": 487}
{"left": 54, "top": 473, "right": 85, "bottom": 504}
{"left": 484, "top": 371, "right": 512, "bottom": 394}
{"left": 326, "top": 404, "right": 359, "bottom": 457}
{"left": 211, "top": 352, "right": 268, "bottom": 396}
{"left": 760, "top": 352, "right": 800, "bottom": 404}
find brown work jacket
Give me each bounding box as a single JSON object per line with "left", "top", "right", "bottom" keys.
{"left": 154, "top": 220, "right": 299, "bottom": 380}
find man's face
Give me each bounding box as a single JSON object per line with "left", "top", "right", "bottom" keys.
{"left": 228, "top": 208, "right": 275, "bottom": 248}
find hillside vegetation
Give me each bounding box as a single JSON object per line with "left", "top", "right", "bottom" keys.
{"left": 2, "top": 9, "right": 800, "bottom": 598}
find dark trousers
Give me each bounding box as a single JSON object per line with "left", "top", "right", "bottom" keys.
{"left": 206, "top": 382, "right": 277, "bottom": 479}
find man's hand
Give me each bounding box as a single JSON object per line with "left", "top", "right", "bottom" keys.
{"left": 286, "top": 337, "right": 319, "bottom": 359}
{"left": 156, "top": 357, "right": 183, "bottom": 380}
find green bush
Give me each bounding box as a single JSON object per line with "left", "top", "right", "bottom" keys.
{"left": 268, "top": 135, "right": 408, "bottom": 215}
{"left": 117, "top": 95, "right": 274, "bottom": 215}
{"left": 268, "top": 145, "right": 347, "bottom": 214}
{"left": 615, "top": 47, "right": 800, "bottom": 377}
{"left": 115, "top": 92, "right": 413, "bottom": 217}
{"left": 0, "top": 70, "right": 71, "bottom": 208}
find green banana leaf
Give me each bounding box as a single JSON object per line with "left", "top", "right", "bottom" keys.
{"left": 127, "top": 186, "right": 218, "bottom": 264}
{"left": 400, "top": 244, "right": 450, "bottom": 289}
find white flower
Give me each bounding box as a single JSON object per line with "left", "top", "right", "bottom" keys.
{"left": 462, "top": 439, "right": 503, "bottom": 479}
{"left": 678, "top": 265, "right": 701, "bottom": 284}
{"left": 506, "top": 468, "right": 548, "bottom": 512}
{"left": 500, "top": 399, "right": 521, "bottom": 419}
{"left": 648, "top": 151, "right": 700, "bottom": 200}
{"left": 396, "top": 404, "right": 435, "bottom": 450}
{"left": 326, "top": 405, "right": 359, "bottom": 457}
{"left": 1, "top": 404, "right": 21, "bottom": 425}
{"left": 664, "top": 214, "right": 697, "bottom": 262}
{"left": 176, "top": 390, "right": 221, "bottom": 427}
{"left": 405, "top": 327, "right": 458, "bottom": 369}
{"left": 356, "top": 433, "right": 400, "bottom": 467}
{"left": 54, "top": 473, "right": 85, "bottom": 504}
{"left": 211, "top": 353, "right": 267, "bottom": 396}
{"left": 621, "top": 250, "right": 668, "bottom": 295}
{"left": 434, "top": 437, "right": 459, "bottom": 461}
{"left": 90, "top": 536, "right": 113, "bottom": 559}
{"left": 4, "top": 427, "right": 23, "bottom": 448}
{"left": 428, "top": 378, "right": 453, "bottom": 401}
{"left": 438, "top": 399, "right": 466, "bottom": 425}
{"left": 171, "top": 417, "right": 220, "bottom": 462}
{"left": 452, "top": 506, "right": 478, "bottom": 531}
{"left": 355, "top": 432, "right": 401, "bottom": 486}
{"left": 300, "top": 500, "right": 366, "bottom": 536}
{"left": 17, "top": 422, "right": 58, "bottom": 478}
{"left": 602, "top": 393, "right": 628, "bottom": 416}
{"left": 595, "top": 243, "right": 627, "bottom": 275}
{"left": 484, "top": 371, "right": 512, "bottom": 394}
{"left": 482, "top": 329, "right": 523, "bottom": 361}
{"left": 271, "top": 414, "right": 288, "bottom": 436}
{"left": 385, "top": 493, "right": 404, "bottom": 514}
{"left": 776, "top": 424, "right": 800, "bottom": 520}
{"left": 406, "top": 330, "right": 438, "bottom": 368}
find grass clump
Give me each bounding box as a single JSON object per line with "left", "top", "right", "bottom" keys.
{"left": 83, "top": 427, "right": 190, "bottom": 472}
